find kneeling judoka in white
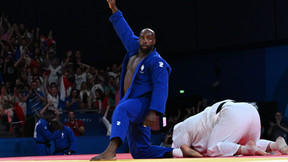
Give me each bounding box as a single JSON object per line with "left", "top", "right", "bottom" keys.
{"left": 171, "top": 100, "right": 288, "bottom": 157}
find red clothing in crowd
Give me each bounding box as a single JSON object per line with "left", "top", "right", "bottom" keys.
{"left": 94, "top": 97, "right": 109, "bottom": 111}
{"left": 64, "top": 120, "right": 84, "bottom": 136}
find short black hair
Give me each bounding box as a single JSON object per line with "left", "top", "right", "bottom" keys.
{"left": 43, "top": 109, "right": 56, "bottom": 120}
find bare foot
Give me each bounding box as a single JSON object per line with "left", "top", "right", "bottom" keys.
{"left": 276, "top": 137, "right": 288, "bottom": 155}
{"left": 180, "top": 144, "right": 203, "bottom": 157}
{"left": 90, "top": 152, "right": 117, "bottom": 161}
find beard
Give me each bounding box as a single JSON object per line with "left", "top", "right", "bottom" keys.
{"left": 139, "top": 44, "right": 153, "bottom": 54}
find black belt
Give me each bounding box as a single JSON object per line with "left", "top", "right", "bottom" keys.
{"left": 216, "top": 102, "right": 227, "bottom": 114}
{"left": 216, "top": 101, "right": 235, "bottom": 114}
{"left": 36, "top": 141, "right": 51, "bottom": 148}
{"left": 54, "top": 147, "right": 70, "bottom": 154}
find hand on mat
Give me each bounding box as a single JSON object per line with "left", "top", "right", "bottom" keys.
{"left": 180, "top": 144, "right": 203, "bottom": 157}
{"left": 144, "top": 110, "right": 156, "bottom": 127}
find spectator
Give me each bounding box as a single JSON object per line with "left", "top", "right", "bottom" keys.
{"left": 14, "top": 89, "right": 27, "bottom": 116}
{"left": 0, "top": 14, "right": 12, "bottom": 41}
{"left": 114, "top": 71, "right": 121, "bottom": 107}
{"left": 40, "top": 100, "right": 60, "bottom": 122}
{"left": 71, "top": 50, "right": 82, "bottom": 71}
{"left": 0, "top": 86, "right": 13, "bottom": 133}
{"left": 45, "top": 50, "right": 70, "bottom": 86}
{"left": 22, "top": 80, "right": 46, "bottom": 137}
{"left": 74, "top": 62, "right": 90, "bottom": 91}
{"left": 3, "top": 54, "right": 17, "bottom": 88}
{"left": 43, "top": 75, "right": 61, "bottom": 110}
{"left": 0, "top": 108, "right": 12, "bottom": 137}
{"left": 93, "top": 88, "right": 109, "bottom": 114}
{"left": 267, "top": 112, "right": 288, "bottom": 142}
{"left": 65, "top": 89, "right": 80, "bottom": 111}
{"left": 90, "top": 69, "right": 105, "bottom": 103}
{"left": 64, "top": 110, "right": 85, "bottom": 136}
{"left": 79, "top": 82, "right": 92, "bottom": 110}
{"left": 18, "top": 24, "right": 31, "bottom": 39}
{"left": 107, "top": 63, "right": 121, "bottom": 79}
{"left": 59, "top": 68, "right": 73, "bottom": 109}
{"left": 104, "top": 76, "right": 116, "bottom": 108}
{"left": 11, "top": 87, "right": 26, "bottom": 137}
{"left": 34, "top": 76, "right": 44, "bottom": 96}
{"left": 87, "top": 66, "right": 96, "bottom": 87}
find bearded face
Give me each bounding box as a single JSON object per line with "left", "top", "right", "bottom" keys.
{"left": 139, "top": 29, "right": 156, "bottom": 54}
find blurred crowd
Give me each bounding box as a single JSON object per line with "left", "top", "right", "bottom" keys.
{"left": 0, "top": 13, "right": 121, "bottom": 137}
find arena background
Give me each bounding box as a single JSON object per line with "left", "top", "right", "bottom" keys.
{"left": 1, "top": 0, "right": 288, "bottom": 157}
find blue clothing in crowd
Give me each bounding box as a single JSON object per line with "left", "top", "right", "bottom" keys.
{"left": 54, "top": 126, "right": 77, "bottom": 155}
{"left": 25, "top": 91, "right": 45, "bottom": 116}
{"left": 109, "top": 10, "right": 173, "bottom": 159}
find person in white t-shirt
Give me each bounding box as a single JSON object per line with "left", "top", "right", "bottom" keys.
{"left": 43, "top": 75, "right": 60, "bottom": 111}
{"left": 45, "top": 51, "right": 71, "bottom": 86}
{"left": 74, "top": 62, "right": 90, "bottom": 91}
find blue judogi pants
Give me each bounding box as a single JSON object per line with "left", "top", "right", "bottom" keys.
{"left": 35, "top": 143, "right": 51, "bottom": 155}
{"left": 110, "top": 96, "right": 173, "bottom": 159}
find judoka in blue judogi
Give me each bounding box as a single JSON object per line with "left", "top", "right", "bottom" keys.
{"left": 34, "top": 110, "right": 61, "bottom": 156}
{"left": 53, "top": 122, "right": 77, "bottom": 155}
{"left": 91, "top": 0, "right": 174, "bottom": 160}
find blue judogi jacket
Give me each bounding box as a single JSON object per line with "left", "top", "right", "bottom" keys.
{"left": 109, "top": 11, "right": 171, "bottom": 115}
{"left": 34, "top": 118, "right": 60, "bottom": 143}
{"left": 54, "top": 126, "right": 77, "bottom": 154}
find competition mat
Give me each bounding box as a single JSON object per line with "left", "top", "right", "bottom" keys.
{"left": 0, "top": 153, "right": 288, "bottom": 162}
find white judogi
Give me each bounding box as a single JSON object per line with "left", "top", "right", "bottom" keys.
{"left": 172, "top": 100, "right": 271, "bottom": 157}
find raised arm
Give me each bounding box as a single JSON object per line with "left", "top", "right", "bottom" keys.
{"left": 107, "top": 0, "right": 139, "bottom": 52}
{"left": 107, "top": 0, "right": 118, "bottom": 14}
{"left": 61, "top": 50, "right": 72, "bottom": 68}
{"left": 43, "top": 75, "right": 49, "bottom": 97}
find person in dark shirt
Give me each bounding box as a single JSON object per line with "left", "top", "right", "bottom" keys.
{"left": 267, "top": 112, "right": 288, "bottom": 142}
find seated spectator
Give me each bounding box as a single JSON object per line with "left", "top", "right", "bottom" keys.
{"left": 64, "top": 110, "right": 85, "bottom": 136}
{"left": 93, "top": 88, "right": 109, "bottom": 114}
{"left": 267, "top": 112, "right": 288, "bottom": 142}
{"left": 90, "top": 70, "right": 105, "bottom": 103}
{"left": 104, "top": 76, "right": 116, "bottom": 108}
{"left": 79, "top": 82, "right": 92, "bottom": 110}
{"left": 65, "top": 89, "right": 80, "bottom": 111}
